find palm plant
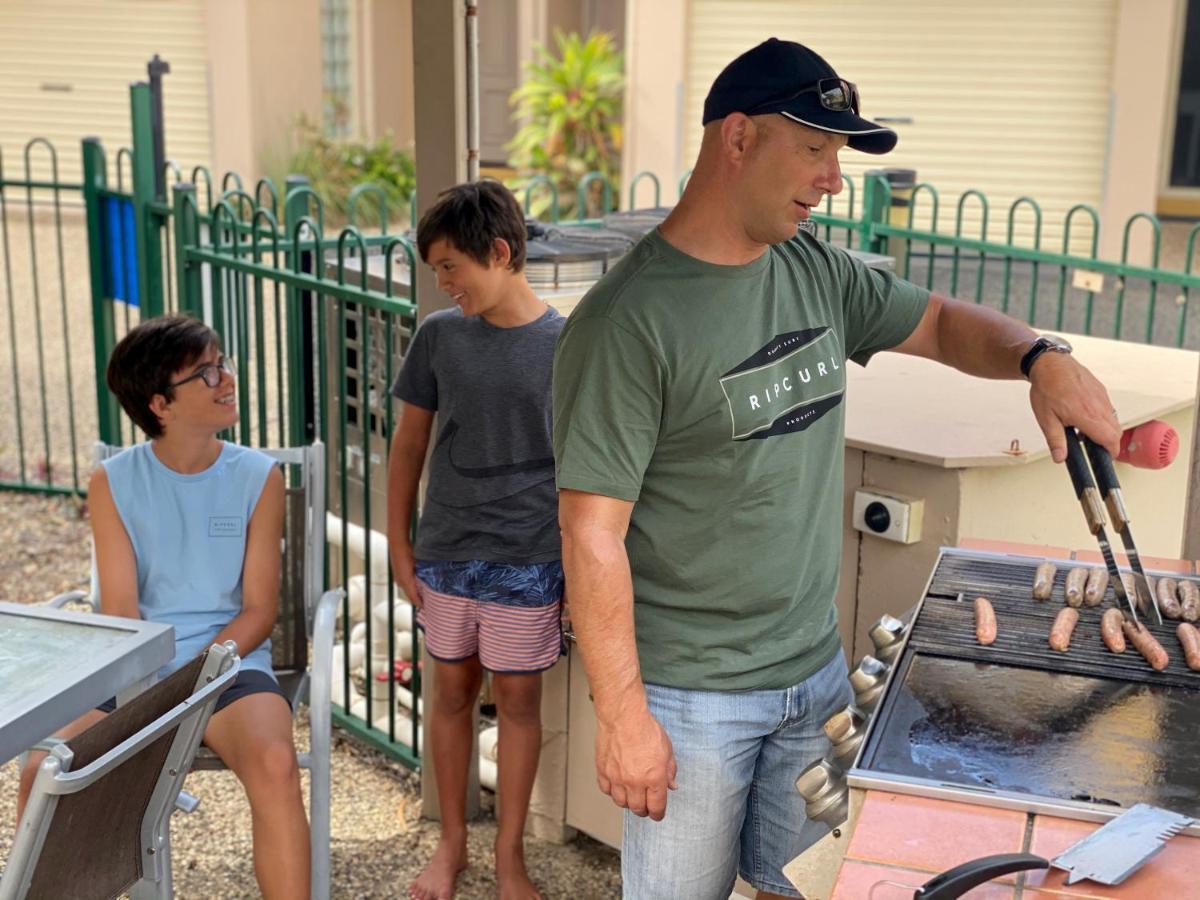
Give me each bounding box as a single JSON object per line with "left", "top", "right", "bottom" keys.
{"left": 506, "top": 31, "right": 624, "bottom": 221}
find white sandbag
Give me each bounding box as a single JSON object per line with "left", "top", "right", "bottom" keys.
{"left": 479, "top": 725, "right": 500, "bottom": 762}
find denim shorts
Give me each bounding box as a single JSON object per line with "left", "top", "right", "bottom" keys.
{"left": 621, "top": 651, "right": 853, "bottom": 899}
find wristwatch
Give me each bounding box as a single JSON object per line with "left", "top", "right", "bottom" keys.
{"left": 1019, "top": 335, "right": 1073, "bottom": 378}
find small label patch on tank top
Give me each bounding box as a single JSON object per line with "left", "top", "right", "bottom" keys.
{"left": 208, "top": 516, "right": 244, "bottom": 537}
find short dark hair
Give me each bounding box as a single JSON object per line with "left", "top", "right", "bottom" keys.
{"left": 416, "top": 180, "right": 527, "bottom": 272}
{"left": 106, "top": 314, "right": 220, "bottom": 438}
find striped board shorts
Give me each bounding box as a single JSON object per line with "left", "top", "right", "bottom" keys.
{"left": 414, "top": 559, "right": 564, "bottom": 673}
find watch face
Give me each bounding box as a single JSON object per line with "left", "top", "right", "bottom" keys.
{"left": 1047, "top": 336, "right": 1073, "bottom": 352}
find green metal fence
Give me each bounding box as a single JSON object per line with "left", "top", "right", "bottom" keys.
{"left": 6, "top": 66, "right": 1200, "bottom": 773}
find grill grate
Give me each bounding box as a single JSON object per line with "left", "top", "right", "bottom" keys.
{"left": 911, "top": 554, "right": 1200, "bottom": 690}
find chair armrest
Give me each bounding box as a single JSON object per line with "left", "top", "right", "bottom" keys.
{"left": 45, "top": 590, "right": 96, "bottom": 611}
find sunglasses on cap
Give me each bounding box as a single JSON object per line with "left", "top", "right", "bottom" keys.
{"left": 747, "top": 77, "right": 860, "bottom": 116}
{"left": 169, "top": 354, "right": 236, "bottom": 389}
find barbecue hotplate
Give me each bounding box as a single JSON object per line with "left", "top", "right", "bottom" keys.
{"left": 849, "top": 549, "right": 1200, "bottom": 832}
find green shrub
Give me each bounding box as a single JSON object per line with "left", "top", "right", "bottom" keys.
{"left": 283, "top": 115, "right": 415, "bottom": 231}
{"left": 506, "top": 31, "right": 624, "bottom": 221}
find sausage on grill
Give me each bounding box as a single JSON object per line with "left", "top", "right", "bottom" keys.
{"left": 1177, "top": 623, "right": 1200, "bottom": 671}
{"left": 974, "top": 596, "right": 997, "bottom": 645}
{"left": 1179, "top": 579, "right": 1200, "bottom": 623}
{"left": 1049, "top": 607, "right": 1079, "bottom": 652}
{"left": 1100, "top": 608, "right": 1126, "bottom": 653}
{"left": 1121, "top": 620, "right": 1170, "bottom": 671}
{"left": 1032, "top": 562, "right": 1057, "bottom": 601}
{"left": 1064, "top": 567, "right": 1087, "bottom": 608}
{"left": 1084, "top": 567, "right": 1108, "bottom": 607}
{"left": 1157, "top": 577, "right": 1183, "bottom": 620}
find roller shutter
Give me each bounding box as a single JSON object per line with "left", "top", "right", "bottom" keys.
{"left": 0, "top": 0, "right": 211, "bottom": 186}
{"left": 685, "top": 0, "right": 1118, "bottom": 248}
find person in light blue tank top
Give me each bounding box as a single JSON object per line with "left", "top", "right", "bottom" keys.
{"left": 16, "top": 314, "right": 311, "bottom": 899}
{"left": 101, "top": 439, "right": 277, "bottom": 678}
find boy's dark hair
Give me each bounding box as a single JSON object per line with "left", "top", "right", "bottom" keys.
{"left": 106, "top": 314, "right": 220, "bottom": 438}
{"left": 416, "top": 180, "right": 527, "bottom": 272}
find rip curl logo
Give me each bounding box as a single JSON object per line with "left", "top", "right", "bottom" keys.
{"left": 719, "top": 327, "right": 845, "bottom": 440}
{"left": 208, "top": 516, "right": 244, "bottom": 538}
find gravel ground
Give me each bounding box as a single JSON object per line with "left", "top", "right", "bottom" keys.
{"left": 0, "top": 493, "right": 622, "bottom": 898}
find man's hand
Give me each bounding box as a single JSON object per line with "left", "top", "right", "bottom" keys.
{"left": 595, "top": 705, "right": 678, "bottom": 821}
{"left": 1028, "top": 352, "right": 1122, "bottom": 463}
{"left": 390, "top": 538, "right": 422, "bottom": 610}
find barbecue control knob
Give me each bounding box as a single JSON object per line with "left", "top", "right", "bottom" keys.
{"left": 869, "top": 614, "right": 907, "bottom": 664}
{"left": 795, "top": 758, "right": 849, "bottom": 829}
{"left": 823, "top": 705, "right": 867, "bottom": 745}
{"left": 824, "top": 705, "right": 869, "bottom": 772}
{"left": 849, "top": 656, "right": 889, "bottom": 714}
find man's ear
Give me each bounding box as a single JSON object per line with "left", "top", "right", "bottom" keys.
{"left": 491, "top": 237, "right": 513, "bottom": 269}
{"left": 721, "top": 113, "right": 757, "bottom": 162}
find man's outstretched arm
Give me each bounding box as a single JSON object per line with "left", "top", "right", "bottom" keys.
{"left": 891, "top": 292, "right": 1122, "bottom": 462}
{"left": 559, "top": 488, "right": 677, "bottom": 820}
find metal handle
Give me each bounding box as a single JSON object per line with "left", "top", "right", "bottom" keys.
{"left": 915, "top": 853, "right": 1049, "bottom": 899}
{"left": 1083, "top": 435, "right": 1130, "bottom": 527}
{"left": 1064, "top": 428, "right": 1106, "bottom": 534}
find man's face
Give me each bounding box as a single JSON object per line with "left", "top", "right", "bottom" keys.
{"left": 741, "top": 117, "right": 847, "bottom": 246}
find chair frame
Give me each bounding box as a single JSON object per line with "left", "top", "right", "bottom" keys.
{"left": 1, "top": 644, "right": 239, "bottom": 900}
{"left": 47, "top": 440, "right": 340, "bottom": 900}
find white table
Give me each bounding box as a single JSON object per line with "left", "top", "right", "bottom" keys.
{"left": 0, "top": 601, "right": 173, "bottom": 764}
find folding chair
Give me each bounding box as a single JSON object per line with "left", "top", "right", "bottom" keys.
{"left": 48, "top": 440, "right": 340, "bottom": 900}
{"left": 1, "top": 643, "right": 239, "bottom": 900}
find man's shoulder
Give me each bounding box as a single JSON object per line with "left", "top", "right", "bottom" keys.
{"left": 569, "top": 232, "right": 673, "bottom": 323}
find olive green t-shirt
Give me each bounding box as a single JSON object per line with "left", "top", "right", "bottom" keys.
{"left": 553, "top": 228, "right": 929, "bottom": 691}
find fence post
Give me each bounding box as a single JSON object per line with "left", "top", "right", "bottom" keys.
{"left": 284, "top": 175, "right": 316, "bottom": 448}
{"left": 858, "top": 173, "right": 884, "bottom": 255}
{"left": 82, "top": 137, "right": 123, "bottom": 445}
{"left": 172, "top": 183, "right": 202, "bottom": 317}
{"left": 130, "top": 81, "right": 165, "bottom": 317}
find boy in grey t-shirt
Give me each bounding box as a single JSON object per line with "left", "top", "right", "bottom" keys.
{"left": 387, "top": 181, "right": 562, "bottom": 900}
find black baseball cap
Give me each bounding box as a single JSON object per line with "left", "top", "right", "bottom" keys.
{"left": 702, "top": 38, "right": 898, "bottom": 154}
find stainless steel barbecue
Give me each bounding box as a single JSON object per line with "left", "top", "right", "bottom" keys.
{"left": 847, "top": 547, "right": 1200, "bottom": 836}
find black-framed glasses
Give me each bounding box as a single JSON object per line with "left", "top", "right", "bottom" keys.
{"left": 749, "top": 77, "right": 860, "bottom": 116}
{"left": 169, "top": 354, "right": 236, "bottom": 389}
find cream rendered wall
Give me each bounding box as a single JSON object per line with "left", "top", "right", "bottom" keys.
{"left": 620, "top": 0, "right": 688, "bottom": 208}
{"left": 1100, "top": 0, "right": 1181, "bottom": 263}
{"left": 204, "top": 0, "right": 322, "bottom": 182}
{"left": 361, "top": 0, "right": 415, "bottom": 150}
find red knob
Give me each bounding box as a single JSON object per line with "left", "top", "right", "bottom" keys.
{"left": 1117, "top": 420, "right": 1179, "bottom": 469}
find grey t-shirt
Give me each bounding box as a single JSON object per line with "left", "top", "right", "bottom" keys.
{"left": 392, "top": 305, "right": 564, "bottom": 564}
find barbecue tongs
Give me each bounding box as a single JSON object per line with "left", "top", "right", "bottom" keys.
{"left": 1063, "top": 427, "right": 1161, "bottom": 626}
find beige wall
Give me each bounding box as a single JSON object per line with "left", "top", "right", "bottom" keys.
{"left": 204, "top": 0, "right": 323, "bottom": 182}
{"left": 1101, "top": 0, "right": 1182, "bottom": 263}
{"left": 620, "top": 0, "right": 688, "bottom": 208}
{"left": 361, "top": 0, "right": 415, "bottom": 150}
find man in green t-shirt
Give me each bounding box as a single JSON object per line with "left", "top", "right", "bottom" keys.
{"left": 553, "top": 37, "right": 1121, "bottom": 900}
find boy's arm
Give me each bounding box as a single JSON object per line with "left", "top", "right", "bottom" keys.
{"left": 387, "top": 401, "right": 435, "bottom": 607}
{"left": 89, "top": 467, "right": 141, "bottom": 619}
{"left": 212, "top": 465, "right": 284, "bottom": 657}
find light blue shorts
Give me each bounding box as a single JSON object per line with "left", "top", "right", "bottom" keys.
{"left": 621, "top": 651, "right": 853, "bottom": 899}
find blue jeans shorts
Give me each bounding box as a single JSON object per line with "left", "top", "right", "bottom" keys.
{"left": 621, "top": 651, "right": 853, "bottom": 899}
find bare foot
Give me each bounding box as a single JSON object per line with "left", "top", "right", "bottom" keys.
{"left": 409, "top": 836, "right": 468, "bottom": 900}
{"left": 496, "top": 846, "right": 542, "bottom": 900}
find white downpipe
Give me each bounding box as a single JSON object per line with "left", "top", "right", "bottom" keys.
{"left": 465, "top": 0, "right": 480, "bottom": 181}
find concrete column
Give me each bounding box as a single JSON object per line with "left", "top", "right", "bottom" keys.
{"left": 620, "top": 0, "right": 688, "bottom": 209}
{"left": 1100, "top": 0, "right": 1180, "bottom": 264}
{"left": 412, "top": 0, "right": 474, "bottom": 822}
{"left": 411, "top": 0, "right": 467, "bottom": 319}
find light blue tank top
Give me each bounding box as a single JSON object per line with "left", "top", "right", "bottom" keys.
{"left": 101, "top": 441, "right": 277, "bottom": 679}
